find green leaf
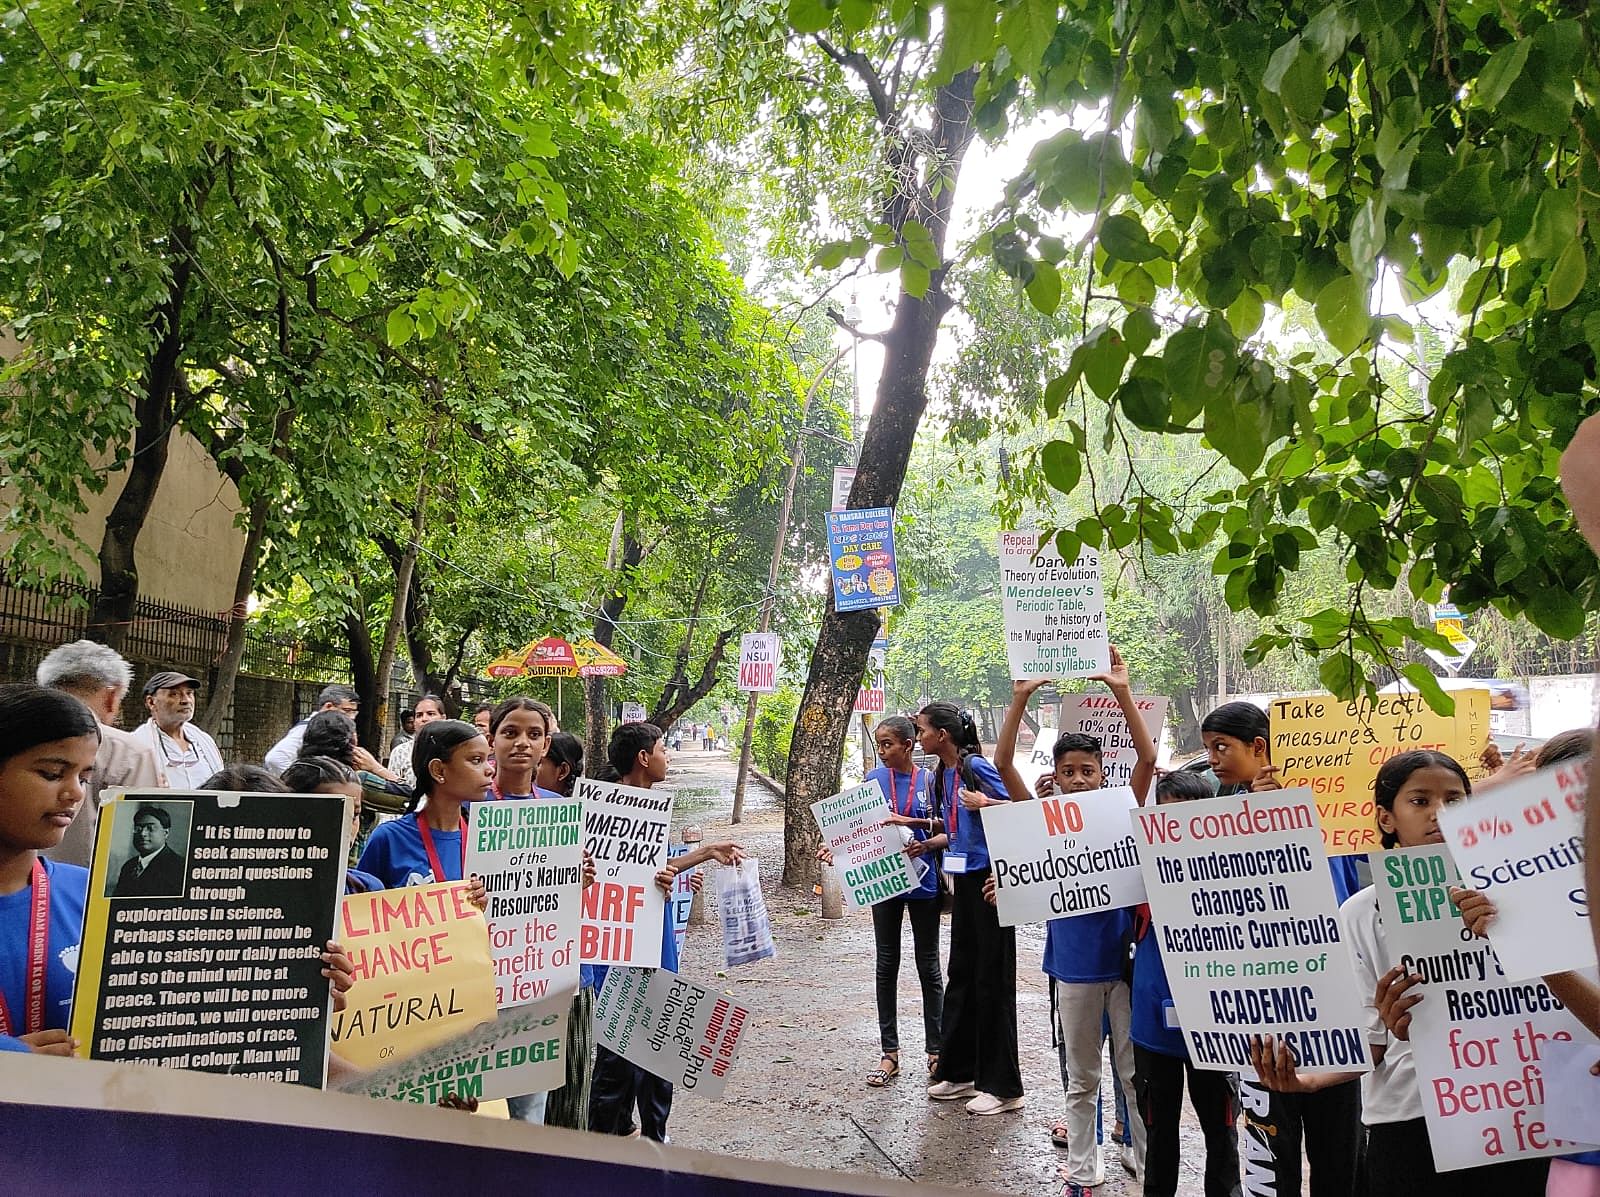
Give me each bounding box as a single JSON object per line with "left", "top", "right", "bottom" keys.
{"left": 932, "top": 0, "right": 998, "bottom": 85}
{"left": 901, "top": 219, "right": 941, "bottom": 269}
{"left": 901, "top": 260, "right": 931, "bottom": 298}
{"left": 1203, "top": 388, "right": 1269, "bottom": 476}
{"left": 1082, "top": 333, "right": 1129, "bottom": 399}
{"left": 1547, "top": 238, "right": 1587, "bottom": 310}
{"left": 1025, "top": 260, "right": 1062, "bottom": 315}
{"left": 788, "top": 0, "right": 832, "bottom": 35}
{"left": 1264, "top": 37, "right": 1326, "bottom": 122}
{"left": 1527, "top": 587, "right": 1585, "bottom": 639}
{"left": 1098, "top": 213, "right": 1163, "bottom": 263}
{"left": 998, "top": 0, "right": 1055, "bottom": 73}
{"left": 1318, "top": 651, "right": 1364, "bottom": 699}
{"left": 1039, "top": 439, "right": 1080, "bottom": 495}
{"left": 1314, "top": 274, "right": 1369, "bottom": 354}
{"left": 386, "top": 307, "right": 414, "bottom": 348}
{"left": 1401, "top": 665, "right": 1455, "bottom": 716}
{"left": 1225, "top": 289, "right": 1264, "bottom": 339}
{"left": 1121, "top": 308, "right": 1158, "bottom": 357}
{"left": 1117, "top": 377, "right": 1170, "bottom": 431}
{"left": 1475, "top": 37, "right": 1531, "bottom": 109}
{"left": 813, "top": 239, "right": 855, "bottom": 269}
{"left": 1164, "top": 321, "right": 1236, "bottom": 423}
{"left": 1415, "top": 475, "right": 1463, "bottom": 521}
{"left": 1525, "top": 189, "right": 1577, "bottom": 261}
{"left": 1349, "top": 197, "right": 1387, "bottom": 275}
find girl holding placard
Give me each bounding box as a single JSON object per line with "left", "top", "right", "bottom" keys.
{"left": 917, "top": 701, "right": 1023, "bottom": 1116}
{"left": 1250, "top": 749, "right": 1551, "bottom": 1193}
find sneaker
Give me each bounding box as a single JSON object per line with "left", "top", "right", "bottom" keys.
{"left": 965, "top": 1092, "right": 1025, "bottom": 1115}
{"left": 926, "top": 1079, "right": 978, "bottom": 1100}
{"left": 1060, "top": 1184, "right": 1096, "bottom": 1197}
{"left": 1119, "top": 1142, "right": 1139, "bottom": 1178}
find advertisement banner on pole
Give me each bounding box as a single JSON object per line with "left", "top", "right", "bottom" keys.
{"left": 737, "top": 632, "right": 782, "bottom": 693}
{"left": 999, "top": 532, "right": 1111, "bottom": 678}
{"left": 621, "top": 702, "right": 647, "bottom": 724}
{"left": 827, "top": 507, "right": 900, "bottom": 613}
{"left": 830, "top": 466, "right": 857, "bottom": 512}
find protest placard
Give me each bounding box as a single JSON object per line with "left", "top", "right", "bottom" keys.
{"left": 810, "top": 782, "right": 920, "bottom": 909}
{"left": 1373, "top": 845, "right": 1599, "bottom": 1169}
{"left": 347, "top": 991, "right": 570, "bottom": 1104}
{"left": 1055, "top": 693, "right": 1167, "bottom": 788}
{"left": 594, "top": 967, "right": 752, "bottom": 1099}
{"left": 464, "top": 796, "right": 584, "bottom": 1008}
{"left": 737, "top": 633, "right": 782, "bottom": 693}
{"left": 826, "top": 507, "right": 900, "bottom": 613}
{"left": 854, "top": 664, "right": 886, "bottom": 714}
{"left": 716, "top": 858, "right": 776, "bottom": 966}
{"left": 1540, "top": 1039, "right": 1600, "bottom": 1150}
{"left": 984, "top": 787, "right": 1145, "bottom": 927}
{"left": 1130, "top": 787, "right": 1373, "bottom": 1074}
{"left": 667, "top": 844, "right": 696, "bottom": 956}
{"left": 1438, "top": 757, "right": 1595, "bottom": 979}
{"left": 577, "top": 778, "right": 673, "bottom": 968}
{"left": 830, "top": 465, "right": 857, "bottom": 511}
{"left": 621, "top": 702, "right": 647, "bottom": 724}
{"left": 329, "top": 881, "right": 497, "bottom": 1070}
{"left": 999, "top": 532, "right": 1111, "bottom": 679}
{"left": 72, "top": 790, "right": 347, "bottom": 1087}
{"left": 1270, "top": 690, "right": 1491, "bottom": 856}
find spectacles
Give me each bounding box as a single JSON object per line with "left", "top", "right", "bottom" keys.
{"left": 338, "top": 703, "right": 359, "bottom": 715}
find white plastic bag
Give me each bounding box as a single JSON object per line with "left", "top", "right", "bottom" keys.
{"left": 716, "top": 856, "right": 776, "bottom": 967}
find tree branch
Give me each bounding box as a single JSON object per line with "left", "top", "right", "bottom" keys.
{"left": 814, "top": 35, "right": 896, "bottom": 126}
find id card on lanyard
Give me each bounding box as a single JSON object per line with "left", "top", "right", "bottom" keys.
{"left": 938, "top": 765, "right": 969, "bottom": 874}
{"left": 0, "top": 859, "right": 50, "bottom": 1038}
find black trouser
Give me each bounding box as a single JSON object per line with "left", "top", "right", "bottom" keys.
{"left": 932, "top": 868, "right": 1022, "bottom": 1099}
{"left": 872, "top": 895, "right": 943, "bottom": 1056}
{"left": 1135, "top": 1044, "right": 1242, "bottom": 1197}
{"left": 1240, "top": 1078, "right": 1363, "bottom": 1197}
{"left": 1365, "top": 1116, "right": 1550, "bottom": 1195}
{"left": 588, "top": 1045, "right": 672, "bottom": 1141}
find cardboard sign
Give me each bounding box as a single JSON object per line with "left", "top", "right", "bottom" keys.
{"left": 577, "top": 779, "right": 673, "bottom": 968}
{"left": 854, "top": 665, "right": 886, "bottom": 714}
{"left": 667, "top": 844, "right": 696, "bottom": 957}
{"left": 464, "top": 797, "right": 584, "bottom": 1008}
{"left": 1056, "top": 693, "right": 1167, "bottom": 789}
{"left": 594, "top": 967, "right": 751, "bottom": 1100}
{"left": 737, "top": 632, "right": 782, "bottom": 693}
{"left": 1130, "top": 788, "right": 1373, "bottom": 1074}
{"left": 330, "top": 881, "right": 497, "bottom": 1070}
{"left": 1438, "top": 758, "right": 1595, "bottom": 980}
{"left": 999, "top": 532, "right": 1111, "bottom": 678}
{"left": 347, "top": 991, "right": 570, "bottom": 1104}
{"left": 830, "top": 465, "right": 857, "bottom": 512}
{"left": 826, "top": 507, "right": 900, "bottom": 613}
{"left": 72, "top": 790, "right": 347, "bottom": 1087}
{"left": 1269, "top": 690, "right": 1490, "bottom": 856}
{"left": 984, "top": 787, "right": 1146, "bottom": 927}
{"left": 621, "top": 702, "right": 647, "bottom": 724}
{"left": 810, "top": 783, "right": 920, "bottom": 909}
{"left": 1374, "top": 846, "right": 1599, "bottom": 1169}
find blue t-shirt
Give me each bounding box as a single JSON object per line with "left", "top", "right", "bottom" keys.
{"left": 933, "top": 755, "right": 1011, "bottom": 873}
{"left": 1044, "top": 907, "right": 1132, "bottom": 984}
{"left": 357, "top": 813, "right": 464, "bottom": 887}
{"left": 344, "top": 867, "right": 386, "bottom": 895}
{"left": 1130, "top": 911, "right": 1185, "bottom": 1058}
{"left": 0, "top": 860, "right": 87, "bottom": 1053}
{"left": 868, "top": 765, "right": 938, "bottom": 900}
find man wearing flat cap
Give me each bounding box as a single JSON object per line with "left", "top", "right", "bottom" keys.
{"left": 131, "top": 670, "right": 223, "bottom": 789}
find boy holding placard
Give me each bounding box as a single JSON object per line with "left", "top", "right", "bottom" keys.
{"left": 991, "top": 646, "right": 1154, "bottom": 1193}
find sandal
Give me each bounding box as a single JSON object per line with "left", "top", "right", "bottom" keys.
{"left": 1051, "top": 1121, "right": 1070, "bottom": 1147}
{"left": 866, "top": 1053, "right": 901, "bottom": 1087}
{"left": 927, "top": 1052, "right": 940, "bottom": 1077}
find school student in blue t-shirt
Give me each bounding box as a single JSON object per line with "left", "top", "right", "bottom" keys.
{"left": 817, "top": 715, "right": 943, "bottom": 1087}
{"left": 1131, "top": 769, "right": 1242, "bottom": 1197}
{"left": 914, "top": 701, "right": 1023, "bottom": 1116}
{"left": 587, "top": 721, "right": 742, "bottom": 1143}
{"left": 0, "top": 686, "right": 100, "bottom": 1057}
{"left": 989, "top": 648, "right": 1154, "bottom": 1194}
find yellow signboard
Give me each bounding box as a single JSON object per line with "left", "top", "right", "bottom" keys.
{"left": 330, "top": 882, "right": 497, "bottom": 1070}
{"left": 1269, "top": 690, "right": 1489, "bottom": 855}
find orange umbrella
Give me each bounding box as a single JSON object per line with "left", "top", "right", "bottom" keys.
{"left": 484, "top": 636, "right": 628, "bottom": 679}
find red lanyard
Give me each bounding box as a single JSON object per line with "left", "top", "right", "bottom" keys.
{"left": 889, "top": 767, "right": 920, "bottom": 818}
{"left": 416, "top": 811, "right": 466, "bottom": 883}
{"left": 0, "top": 859, "right": 50, "bottom": 1038}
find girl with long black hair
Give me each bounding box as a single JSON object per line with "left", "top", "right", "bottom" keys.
{"left": 917, "top": 700, "right": 1023, "bottom": 1116}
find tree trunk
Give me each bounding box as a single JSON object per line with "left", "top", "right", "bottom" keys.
{"left": 375, "top": 466, "right": 430, "bottom": 738}
{"left": 584, "top": 532, "right": 644, "bottom": 773}
{"left": 345, "top": 603, "right": 380, "bottom": 749}
{"left": 649, "top": 627, "right": 735, "bottom": 729}
{"left": 199, "top": 500, "right": 268, "bottom": 732}
{"left": 779, "top": 70, "right": 977, "bottom": 887}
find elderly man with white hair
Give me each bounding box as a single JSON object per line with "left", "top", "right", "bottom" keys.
{"left": 36, "top": 638, "right": 165, "bottom": 866}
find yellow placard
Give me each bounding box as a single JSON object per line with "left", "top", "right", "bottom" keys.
{"left": 329, "top": 882, "right": 497, "bottom": 1070}
{"left": 1269, "top": 690, "right": 1489, "bottom": 856}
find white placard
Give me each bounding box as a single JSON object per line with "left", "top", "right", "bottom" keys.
{"left": 830, "top": 466, "right": 857, "bottom": 511}
{"left": 347, "top": 992, "right": 570, "bottom": 1104}
{"left": 999, "top": 532, "right": 1111, "bottom": 678}
{"left": 621, "top": 702, "right": 647, "bottom": 724}
{"left": 1438, "top": 757, "right": 1595, "bottom": 980}
{"left": 737, "top": 632, "right": 782, "bottom": 693}
{"left": 1055, "top": 693, "right": 1168, "bottom": 789}
{"left": 1130, "top": 787, "right": 1373, "bottom": 1074}
{"left": 464, "top": 796, "right": 584, "bottom": 1009}
{"left": 576, "top": 779, "right": 673, "bottom": 968}
{"left": 984, "top": 787, "right": 1145, "bottom": 926}
{"left": 1540, "top": 1039, "right": 1600, "bottom": 1149}
{"left": 810, "top": 782, "right": 919, "bottom": 909}
{"left": 1374, "top": 845, "right": 1599, "bottom": 1169}
{"left": 594, "top": 967, "right": 752, "bottom": 1100}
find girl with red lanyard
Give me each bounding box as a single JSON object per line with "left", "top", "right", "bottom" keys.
{"left": 0, "top": 685, "right": 100, "bottom": 1056}
{"left": 356, "top": 718, "right": 488, "bottom": 909}
{"left": 818, "top": 715, "right": 943, "bottom": 1087}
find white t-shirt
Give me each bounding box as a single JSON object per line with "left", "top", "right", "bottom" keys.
{"left": 1339, "top": 885, "right": 1422, "bottom": 1124}
{"left": 388, "top": 737, "right": 416, "bottom": 788}
{"left": 132, "top": 719, "right": 224, "bottom": 790}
